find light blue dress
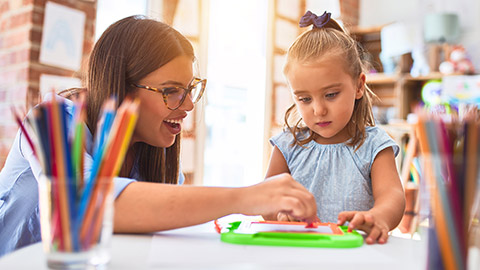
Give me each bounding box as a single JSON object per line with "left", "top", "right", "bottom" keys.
{"left": 270, "top": 126, "right": 399, "bottom": 223}
{"left": 0, "top": 94, "right": 184, "bottom": 257}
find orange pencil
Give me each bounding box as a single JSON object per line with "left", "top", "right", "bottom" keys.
{"left": 465, "top": 121, "right": 478, "bottom": 235}
{"left": 50, "top": 96, "right": 73, "bottom": 251}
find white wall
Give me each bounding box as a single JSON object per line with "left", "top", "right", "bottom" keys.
{"left": 96, "top": 0, "right": 147, "bottom": 40}
{"left": 359, "top": 0, "right": 480, "bottom": 71}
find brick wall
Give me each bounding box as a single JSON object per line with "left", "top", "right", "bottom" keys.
{"left": 339, "top": 0, "right": 360, "bottom": 27}
{"left": 0, "top": 0, "right": 96, "bottom": 169}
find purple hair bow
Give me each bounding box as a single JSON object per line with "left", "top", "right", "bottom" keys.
{"left": 299, "top": 11, "right": 331, "bottom": 28}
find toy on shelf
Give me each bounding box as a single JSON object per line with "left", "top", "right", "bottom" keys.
{"left": 439, "top": 45, "right": 475, "bottom": 75}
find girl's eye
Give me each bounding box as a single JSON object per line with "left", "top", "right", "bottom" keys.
{"left": 325, "top": 92, "right": 339, "bottom": 99}
{"left": 297, "top": 97, "right": 311, "bottom": 103}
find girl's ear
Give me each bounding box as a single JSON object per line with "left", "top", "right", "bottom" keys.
{"left": 355, "top": 73, "right": 366, "bottom": 99}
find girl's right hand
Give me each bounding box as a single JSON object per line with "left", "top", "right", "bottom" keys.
{"left": 237, "top": 173, "right": 318, "bottom": 223}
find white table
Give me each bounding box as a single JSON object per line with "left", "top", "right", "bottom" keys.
{"left": 0, "top": 221, "right": 428, "bottom": 270}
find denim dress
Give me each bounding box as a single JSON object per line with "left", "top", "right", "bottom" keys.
{"left": 270, "top": 126, "right": 399, "bottom": 223}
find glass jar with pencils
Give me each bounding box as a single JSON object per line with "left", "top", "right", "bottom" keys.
{"left": 13, "top": 94, "right": 139, "bottom": 269}
{"left": 38, "top": 175, "right": 115, "bottom": 269}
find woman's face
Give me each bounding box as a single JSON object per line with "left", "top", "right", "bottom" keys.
{"left": 132, "top": 55, "right": 194, "bottom": 147}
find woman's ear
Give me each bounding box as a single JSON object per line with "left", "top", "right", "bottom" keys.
{"left": 355, "top": 73, "right": 366, "bottom": 99}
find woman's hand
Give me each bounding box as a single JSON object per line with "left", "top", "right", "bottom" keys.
{"left": 276, "top": 212, "right": 298, "bottom": 222}
{"left": 337, "top": 211, "right": 390, "bottom": 244}
{"left": 237, "top": 173, "right": 318, "bottom": 223}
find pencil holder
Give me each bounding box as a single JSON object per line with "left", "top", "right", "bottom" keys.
{"left": 415, "top": 115, "right": 480, "bottom": 270}
{"left": 13, "top": 95, "right": 139, "bottom": 269}
{"left": 38, "top": 175, "right": 114, "bottom": 269}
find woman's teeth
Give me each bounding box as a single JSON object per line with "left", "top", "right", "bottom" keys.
{"left": 164, "top": 119, "right": 182, "bottom": 124}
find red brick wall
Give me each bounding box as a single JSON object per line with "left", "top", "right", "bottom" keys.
{"left": 339, "top": 0, "right": 359, "bottom": 27}
{"left": 0, "top": 0, "right": 96, "bottom": 169}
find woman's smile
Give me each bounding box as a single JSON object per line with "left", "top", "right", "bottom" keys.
{"left": 163, "top": 117, "right": 185, "bottom": 135}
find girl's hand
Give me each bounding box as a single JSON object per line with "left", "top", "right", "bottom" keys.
{"left": 239, "top": 173, "right": 318, "bottom": 223}
{"left": 337, "top": 211, "right": 390, "bottom": 244}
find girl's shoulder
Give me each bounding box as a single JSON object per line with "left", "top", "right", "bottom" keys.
{"left": 270, "top": 129, "right": 310, "bottom": 148}
{"left": 270, "top": 129, "right": 295, "bottom": 148}
{"left": 359, "top": 125, "right": 400, "bottom": 158}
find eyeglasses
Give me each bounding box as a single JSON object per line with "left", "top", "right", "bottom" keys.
{"left": 132, "top": 78, "right": 206, "bottom": 110}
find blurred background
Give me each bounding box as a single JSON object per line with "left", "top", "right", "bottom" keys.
{"left": 1, "top": 0, "right": 479, "bottom": 190}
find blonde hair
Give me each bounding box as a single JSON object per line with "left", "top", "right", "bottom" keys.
{"left": 283, "top": 18, "right": 376, "bottom": 150}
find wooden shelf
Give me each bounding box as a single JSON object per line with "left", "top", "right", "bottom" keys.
{"left": 366, "top": 73, "right": 399, "bottom": 85}
{"left": 348, "top": 25, "right": 385, "bottom": 35}
{"left": 404, "top": 72, "right": 443, "bottom": 81}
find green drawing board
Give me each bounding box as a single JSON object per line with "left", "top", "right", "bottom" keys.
{"left": 220, "top": 221, "right": 364, "bottom": 248}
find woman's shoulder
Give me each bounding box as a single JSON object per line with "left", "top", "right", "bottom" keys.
{"left": 58, "top": 88, "right": 87, "bottom": 101}
{"left": 39, "top": 89, "right": 86, "bottom": 118}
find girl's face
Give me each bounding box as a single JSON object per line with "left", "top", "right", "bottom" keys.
{"left": 286, "top": 55, "right": 365, "bottom": 144}
{"left": 132, "top": 55, "right": 195, "bottom": 147}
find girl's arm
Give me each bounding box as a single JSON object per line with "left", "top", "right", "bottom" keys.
{"left": 369, "top": 147, "right": 406, "bottom": 230}
{"left": 338, "top": 147, "right": 406, "bottom": 244}
{"left": 265, "top": 146, "right": 290, "bottom": 178}
{"left": 113, "top": 172, "right": 317, "bottom": 232}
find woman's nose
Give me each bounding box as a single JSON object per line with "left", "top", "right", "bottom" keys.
{"left": 178, "top": 94, "right": 194, "bottom": 112}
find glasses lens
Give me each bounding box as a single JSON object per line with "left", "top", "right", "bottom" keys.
{"left": 165, "top": 88, "right": 184, "bottom": 109}
{"left": 190, "top": 80, "right": 205, "bottom": 103}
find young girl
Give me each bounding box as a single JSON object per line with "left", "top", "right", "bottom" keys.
{"left": 0, "top": 15, "right": 317, "bottom": 256}
{"left": 265, "top": 11, "right": 405, "bottom": 244}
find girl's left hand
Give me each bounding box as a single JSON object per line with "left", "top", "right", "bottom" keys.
{"left": 337, "top": 211, "right": 390, "bottom": 244}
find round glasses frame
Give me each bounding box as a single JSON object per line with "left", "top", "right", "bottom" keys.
{"left": 132, "top": 78, "right": 206, "bottom": 110}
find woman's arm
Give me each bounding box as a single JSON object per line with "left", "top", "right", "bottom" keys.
{"left": 262, "top": 146, "right": 294, "bottom": 221}
{"left": 113, "top": 173, "right": 317, "bottom": 233}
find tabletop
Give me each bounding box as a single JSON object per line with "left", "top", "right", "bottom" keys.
{"left": 0, "top": 220, "right": 428, "bottom": 270}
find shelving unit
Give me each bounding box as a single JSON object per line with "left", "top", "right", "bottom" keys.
{"left": 350, "top": 25, "right": 425, "bottom": 233}
{"left": 350, "top": 25, "right": 445, "bottom": 120}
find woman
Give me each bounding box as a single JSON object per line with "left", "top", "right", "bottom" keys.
{"left": 0, "top": 15, "right": 317, "bottom": 256}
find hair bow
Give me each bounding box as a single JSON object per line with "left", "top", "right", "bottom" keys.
{"left": 299, "top": 11, "right": 331, "bottom": 28}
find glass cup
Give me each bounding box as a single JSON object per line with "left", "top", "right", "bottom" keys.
{"left": 37, "top": 175, "right": 114, "bottom": 269}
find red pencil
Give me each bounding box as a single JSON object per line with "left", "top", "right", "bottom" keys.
{"left": 11, "top": 107, "right": 37, "bottom": 157}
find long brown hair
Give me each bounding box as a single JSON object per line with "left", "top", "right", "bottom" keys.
{"left": 85, "top": 15, "right": 194, "bottom": 183}
{"left": 283, "top": 17, "right": 376, "bottom": 150}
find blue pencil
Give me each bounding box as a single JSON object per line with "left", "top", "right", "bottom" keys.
{"left": 35, "top": 106, "right": 52, "bottom": 176}
{"left": 77, "top": 99, "right": 116, "bottom": 231}
{"left": 59, "top": 101, "right": 79, "bottom": 251}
